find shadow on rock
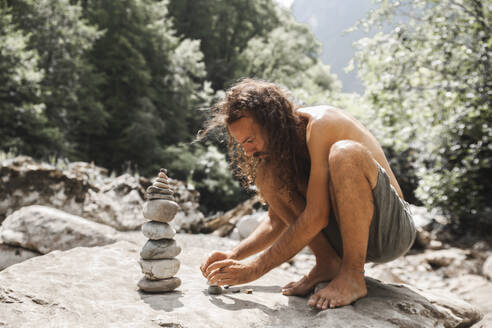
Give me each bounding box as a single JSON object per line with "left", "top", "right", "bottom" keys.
{"left": 210, "top": 284, "right": 282, "bottom": 294}
{"left": 208, "top": 294, "right": 287, "bottom": 315}
{"left": 139, "top": 290, "right": 184, "bottom": 312}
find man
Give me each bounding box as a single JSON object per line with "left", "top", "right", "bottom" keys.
{"left": 199, "top": 79, "right": 416, "bottom": 310}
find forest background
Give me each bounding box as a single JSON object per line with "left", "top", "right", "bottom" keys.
{"left": 1, "top": 0, "right": 490, "bottom": 233}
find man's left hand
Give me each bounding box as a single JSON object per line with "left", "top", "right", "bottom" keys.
{"left": 205, "top": 259, "right": 262, "bottom": 286}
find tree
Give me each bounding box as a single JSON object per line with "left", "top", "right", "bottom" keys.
{"left": 354, "top": 0, "right": 492, "bottom": 226}
{"left": 0, "top": 4, "right": 62, "bottom": 157}
{"left": 236, "top": 7, "right": 341, "bottom": 102}
{"left": 81, "top": 0, "right": 210, "bottom": 174}
{"left": 5, "top": 0, "right": 105, "bottom": 159}
{"left": 168, "top": 0, "right": 281, "bottom": 90}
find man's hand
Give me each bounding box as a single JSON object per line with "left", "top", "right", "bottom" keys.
{"left": 200, "top": 250, "right": 233, "bottom": 278}
{"left": 205, "top": 259, "right": 262, "bottom": 286}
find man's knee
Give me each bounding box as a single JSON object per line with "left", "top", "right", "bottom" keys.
{"left": 328, "top": 140, "right": 368, "bottom": 173}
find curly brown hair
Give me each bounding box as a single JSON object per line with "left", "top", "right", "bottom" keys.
{"left": 198, "top": 78, "right": 310, "bottom": 197}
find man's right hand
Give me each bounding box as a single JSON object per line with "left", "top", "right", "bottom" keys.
{"left": 200, "top": 250, "right": 233, "bottom": 279}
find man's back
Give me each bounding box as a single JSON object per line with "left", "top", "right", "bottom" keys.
{"left": 297, "top": 105, "right": 404, "bottom": 199}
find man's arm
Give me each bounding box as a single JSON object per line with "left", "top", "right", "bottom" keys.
{"left": 205, "top": 123, "right": 334, "bottom": 285}
{"left": 201, "top": 208, "right": 286, "bottom": 276}
{"left": 230, "top": 208, "right": 287, "bottom": 260}
{"left": 253, "top": 123, "right": 332, "bottom": 275}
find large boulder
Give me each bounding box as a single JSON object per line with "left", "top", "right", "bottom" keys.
{"left": 82, "top": 174, "right": 148, "bottom": 230}
{"left": 236, "top": 211, "right": 267, "bottom": 240}
{"left": 0, "top": 156, "right": 147, "bottom": 230}
{"left": 0, "top": 234, "right": 482, "bottom": 328}
{"left": 483, "top": 254, "right": 492, "bottom": 280}
{"left": 168, "top": 180, "right": 205, "bottom": 232}
{"left": 0, "top": 205, "right": 117, "bottom": 254}
{"left": 0, "top": 156, "right": 97, "bottom": 222}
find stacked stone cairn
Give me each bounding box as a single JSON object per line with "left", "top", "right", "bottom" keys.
{"left": 138, "top": 169, "right": 182, "bottom": 293}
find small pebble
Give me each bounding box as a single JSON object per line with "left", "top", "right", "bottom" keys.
{"left": 208, "top": 285, "right": 222, "bottom": 295}
{"left": 242, "top": 289, "right": 253, "bottom": 294}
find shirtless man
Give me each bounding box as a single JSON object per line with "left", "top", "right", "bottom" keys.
{"left": 200, "top": 79, "right": 416, "bottom": 310}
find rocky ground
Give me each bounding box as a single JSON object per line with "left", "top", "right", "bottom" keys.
{"left": 0, "top": 232, "right": 484, "bottom": 327}
{"left": 281, "top": 246, "right": 492, "bottom": 327}
{"left": 1, "top": 155, "right": 491, "bottom": 327}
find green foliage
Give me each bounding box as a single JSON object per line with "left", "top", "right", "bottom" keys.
{"left": 79, "top": 0, "right": 211, "bottom": 174}
{"left": 354, "top": 0, "right": 492, "bottom": 226}
{"left": 0, "top": 4, "right": 63, "bottom": 157}
{"left": 162, "top": 143, "right": 250, "bottom": 214}
{"left": 168, "top": 0, "right": 280, "bottom": 90}
{"left": 235, "top": 6, "right": 341, "bottom": 98}
{"left": 168, "top": 0, "right": 341, "bottom": 96}
{"left": 6, "top": 0, "right": 105, "bottom": 158}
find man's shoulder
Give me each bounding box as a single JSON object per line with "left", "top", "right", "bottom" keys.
{"left": 298, "top": 105, "right": 348, "bottom": 126}
{"left": 300, "top": 106, "right": 350, "bottom": 142}
{"left": 297, "top": 105, "right": 339, "bottom": 117}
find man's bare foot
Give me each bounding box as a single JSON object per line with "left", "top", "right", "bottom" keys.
{"left": 307, "top": 270, "right": 367, "bottom": 310}
{"left": 282, "top": 261, "right": 340, "bottom": 297}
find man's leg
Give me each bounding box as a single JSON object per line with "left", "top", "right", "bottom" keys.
{"left": 308, "top": 140, "right": 378, "bottom": 310}
{"left": 282, "top": 231, "right": 342, "bottom": 296}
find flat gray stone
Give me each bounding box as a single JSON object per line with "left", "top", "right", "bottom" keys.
{"left": 145, "top": 193, "right": 175, "bottom": 201}
{"left": 140, "top": 239, "right": 181, "bottom": 260}
{"left": 152, "top": 182, "right": 170, "bottom": 189}
{"left": 137, "top": 276, "right": 181, "bottom": 293}
{"left": 142, "top": 200, "right": 180, "bottom": 222}
{"left": 141, "top": 221, "right": 175, "bottom": 240}
{"left": 152, "top": 177, "right": 169, "bottom": 184}
{"left": 139, "top": 258, "right": 180, "bottom": 280}
{"left": 146, "top": 186, "right": 173, "bottom": 195}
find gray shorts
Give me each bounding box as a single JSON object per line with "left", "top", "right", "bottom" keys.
{"left": 322, "top": 163, "right": 416, "bottom": 263}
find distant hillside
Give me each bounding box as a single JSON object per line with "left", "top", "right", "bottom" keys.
{"left": 291, "top": 0, "right": 374, "bottom": 93}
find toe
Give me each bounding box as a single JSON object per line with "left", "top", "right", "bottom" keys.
{"left": 283, "top": 281, "right": 295, "bottom": 289}
{"left": 322, "top": 298, "right": 330, "bottom": 310}
{"left": 316, "top": 297, "right": 325, "bottom": 310}
{"left": 288, "top": 284, "right": 302, "bottom": 294}
{"left": 308, "top": 294, "right": 319, "bottom": 307}
{"left": 282, "top": 288, "right": 292, "bottom": 296}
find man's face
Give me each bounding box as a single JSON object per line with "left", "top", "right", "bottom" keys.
{"left": 228, "top": 115, "right": 268, "bottom": 158}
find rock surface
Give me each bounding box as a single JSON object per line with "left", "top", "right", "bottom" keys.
{"left": 0, "top": 234, "right": 482, "bottom": 328}
{"left": 169, "top": 181, "right": 205, "bottom": 233}
{"left": 0, "top": 205, "right": 117, "bottom": 254}
{"left": 0, "top": 156, "right": 147, "bottom": 230}
{"left": 236, "top": 211, "right": 267, "bottom": 240}
{"left": 0, "top": 243, "right": 40, "bottom": 271}
{"left": 482, "top": 254, "right": 492, "bottom": 280}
